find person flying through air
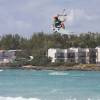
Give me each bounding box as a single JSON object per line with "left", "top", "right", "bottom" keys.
{"left": 52, "top": 9, "right": 67, "bottom": 32}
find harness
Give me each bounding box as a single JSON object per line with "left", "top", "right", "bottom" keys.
{"left": 54, "top": 19, "right": 62, "bottom": 28}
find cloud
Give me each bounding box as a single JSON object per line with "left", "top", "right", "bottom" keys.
{"left": 66, "top": 9, "right": 74, "bottom": 25}
{"left": 66, "top": 8, "right": 99, "bottom": 26}
{"left": 0, "top": 0, "right": 100, "bottom": 36}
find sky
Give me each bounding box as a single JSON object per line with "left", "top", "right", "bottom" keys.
{"left": 0, "top": 0, "right": 100, "bottom": 37}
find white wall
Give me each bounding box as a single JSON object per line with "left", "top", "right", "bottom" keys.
{"left": 48, "top": 48, "right": 57, "bottom": 62}
{"left": 96, "top": 47, "right": 100, "bottom": 63}
{"left": 85, "top": 48, "right": 89, "bottom": 64}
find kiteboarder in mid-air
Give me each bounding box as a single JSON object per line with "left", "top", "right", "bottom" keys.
{"left": 52, "top": 9, "right": 68, "bottom": 34}
{"left": 53, "top": 15, "right": 65, "bottom": 30}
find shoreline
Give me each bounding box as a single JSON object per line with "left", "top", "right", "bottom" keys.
{"left": 0, "top": 64, "right": 100, "bottom": 71}
{"left": 21, "top": 64, "right": 100, "bottom": 71}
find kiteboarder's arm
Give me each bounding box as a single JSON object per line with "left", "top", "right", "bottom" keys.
{"left": 52, "top": 18, "right": 55, "bottom": 30}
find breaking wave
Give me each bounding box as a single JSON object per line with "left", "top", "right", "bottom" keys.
{"left": 0, "top": 97, "right": 100, "bottom": 100}
{"left": 0, "top": 97, "right": 40, "bottom": 100}
{"left": 49, "top": 71, "right": 69, "bottom": 76}
{"left": 0, "top": 96, "right": 99, "bottom": 100}
{"left": 65, "top": 98, "right": 100, "bottom": 100}
{"left": 0, "top": 69, "right": 3, "bottom": 72}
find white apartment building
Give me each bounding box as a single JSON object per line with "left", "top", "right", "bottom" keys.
{"left": 48, "top": 48, "right": 79, "bottom": 63}
{"left": 48, "top": 48, "right": 67, "bottom": 63}
{"left": 0, "top": 50, "right": 22, "bottom": 64}
{"left": 48, "top": 47, "right": 100, "bottom": 64}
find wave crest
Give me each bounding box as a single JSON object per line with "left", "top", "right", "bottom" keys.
{"left": 0, "top": 97, "right": 40, "bottom": 100}
{"left": 0, "top": 70, "right": 3, "bottom": 72}
{"left": 49, "top": 72, "right": 69, "bottom": 76}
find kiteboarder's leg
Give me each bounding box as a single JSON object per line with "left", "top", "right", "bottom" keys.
{"left": 61, "top": 22, "right": 65, "bottom": 29}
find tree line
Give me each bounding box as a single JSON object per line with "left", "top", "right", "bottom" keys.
{"left": 0, "top": 32, "right": 100, "bottom": 66}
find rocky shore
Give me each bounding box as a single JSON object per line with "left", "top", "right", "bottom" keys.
{"left": 0, "top": 63, "right": 100, "bottom": 71}
{"left": 21, "top": 64, "right": 100, "bottom": 71}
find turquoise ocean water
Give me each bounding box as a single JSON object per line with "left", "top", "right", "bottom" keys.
{"left": 0, "top": 69, "right": 100, "bottom": 100}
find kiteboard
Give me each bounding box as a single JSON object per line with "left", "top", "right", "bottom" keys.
{"left": 54, "top": 28, "right": 69, "bottom": 34}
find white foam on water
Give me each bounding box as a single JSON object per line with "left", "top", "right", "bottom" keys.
{"left": 0, "top": 69, "right": 3, "bottom": 72}
{"left": 49, "top": 72, "right": 69, "bottom": 76}
{"left": 0, "top": 96, "right": 99, "bottom": 100}
{"left": 65, "top": 98, "right": 100, "bottom": 100}
{"left": 50, "top": 89, "right": 58, "bottom": 93}
{"left": 66, "top": 99, "right": 76, "bottom": 100}
{"left": 0, "top": 97, "right": 41, "bottom": 100}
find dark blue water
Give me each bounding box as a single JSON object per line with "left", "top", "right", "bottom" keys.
{"left": 0, "top": 69, "right": 100, "bottom": 100}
